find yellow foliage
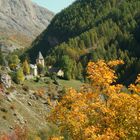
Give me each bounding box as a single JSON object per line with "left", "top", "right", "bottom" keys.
{"left": 48, "top": 136, "right": 63, "bottom": 140}
{"left": 129, "top": 74, "right": 140, "bottom": 94}
{"left": 48, "top": 60, "right": 140, "bottom": 140}
{"left": 34, "top": 136, "right": 41, "bottom": 140}
{"left": 87, "top": 60, "right": 117, "bottom": 87}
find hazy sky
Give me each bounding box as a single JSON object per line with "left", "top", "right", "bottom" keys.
{"left": 32, "top": 0, "right": 75, "bottom": 13}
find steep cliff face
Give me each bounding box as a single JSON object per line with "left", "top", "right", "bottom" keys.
{"left": 0, "top": 0, "right": 54, "bottom": 50}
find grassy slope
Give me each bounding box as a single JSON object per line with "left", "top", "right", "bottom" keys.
{"left": 0, "top": 78, "right": 82, "bottom": 135}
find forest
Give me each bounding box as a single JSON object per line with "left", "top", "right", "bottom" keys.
{"left": 27, "top": 0, "right": 140, "bottom": 85}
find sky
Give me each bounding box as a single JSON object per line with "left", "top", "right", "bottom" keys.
{"left": 32, "top": 0, "right": 75, "bottom": 13}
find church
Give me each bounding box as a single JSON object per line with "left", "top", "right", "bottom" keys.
{"left": 30, "top": 52, "right": 45, "bottom": 76}
{"left": 36, "top": 52, "right": 45, "bottom": 67}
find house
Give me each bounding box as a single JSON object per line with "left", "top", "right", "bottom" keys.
{"left": 30, "top": 64, "right": 38, "bottom": 76}
{"left": 48, "top": 67, "right": 64, "bottom": 77}
{"left": 36, "top": 52, "right": 45, "bottom": 67}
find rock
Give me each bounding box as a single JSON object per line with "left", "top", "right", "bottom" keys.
{"left": 30, "top": 95, "right": 37, "bottom": 100}
{"left": 6, "top": 96, "right": 12, "bottom": 102}
{"left": 28, "top": 102, "right": 32, "bottom": 106}
{"left": 0, "top": 107, "right": 8, "bottom": 113}
{"left": 0, "top": 73, "right": 11, "bottom": 88}
{"left": 14, "top": 111, "right": 25, "bottom": 124}
{"left": 43, "top": 101, "right": 49, "bottom": 105}
{"left": 9, "top": 126, "right": 13, "bottom": 129}
{"left": 13, "top": 113, "right": 17, "bottom": 116}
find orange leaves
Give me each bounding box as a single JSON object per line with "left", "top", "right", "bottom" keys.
{"left": 48, "top": 136, "right": 64, "bottom": 140}
{"left": 87, "top": 60, "right": 117, "bottom": 87}
{"left": 87, "top": 60, "right": 124, "bottom": 88}
{"left": 136, "top": 74, "right": 140, "bottom": 84}
{"left": 49, "top": 60, "right": 140, "bottom": 139}
{"left": 84, "top": 126, "right": 99, "bottom": 140}
{"left": 35, "top": 88, "right": 46, "bottom": 97}
{"left": 107, "top": 60, "right": 124, "bottom": 67}
{"left": 0, "top": 125, "right": 28, "bottom": 140}
{"left": 0, "top": 134, "right": 10, "bottom": 140}
{"left": 129, "top": 74, "right": 140, "bottom": 94}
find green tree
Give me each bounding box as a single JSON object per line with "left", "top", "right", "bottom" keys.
{"left": 60, "top": 55, "right": 74, "bottom": 80}
{"left": 9, "top": 55, "right": 20, "bottom": 70}
{"left": 16, "top": 68, "right": 25, "bottom": 84}
{"left": 37, "top": 64, "right": 44, "bottom": 75}
{"left": 76, "top": 62, "right": 83, "bottom": 80}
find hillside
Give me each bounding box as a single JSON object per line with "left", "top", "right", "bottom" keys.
{"left": 0, "top": 71, "right": 83, "bottom": 138}
{"left": 0, "top": 0, "right": 54, "bottom": 51}
{"left": 28, "top": 0, "right": 140, "bottom": 84}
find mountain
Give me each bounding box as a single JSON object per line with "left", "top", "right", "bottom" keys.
{"left": 28, "top": 0, "right": 140, "bottom": 84}
{"left": 0, "top": 0, "right": 54, "bottom": 51}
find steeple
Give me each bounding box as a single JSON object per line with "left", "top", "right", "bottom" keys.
{"left": 36, "top": 51, "right": 45, "bottom": 67}
{"left": 38, "top": 51, "right": 44, "bottom": 59}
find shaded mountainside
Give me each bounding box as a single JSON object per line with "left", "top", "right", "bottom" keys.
{"left": 0, "top": 0, "right": 54, "bottom": 51}
{"left": 28, "top": 0, "right": 140, "bottom": 85}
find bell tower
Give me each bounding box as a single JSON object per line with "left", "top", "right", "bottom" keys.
{"left": 36, "top": 52, "right": 45, "bottom": 67}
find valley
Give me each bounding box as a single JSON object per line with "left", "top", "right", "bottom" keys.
{"left": 0, "top": 0, "right": 140, "bottom": 139}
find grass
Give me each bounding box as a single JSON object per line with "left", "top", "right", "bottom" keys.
{"left": 23, "top": 79, "right": 47, "bottom": 90}
{"left": 23, "top": 77, "right": 83, "bottom": 90}
{"left": 58, "top": 79, "right": 83, "bottom": 90}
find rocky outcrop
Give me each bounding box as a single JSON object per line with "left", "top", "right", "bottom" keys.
{"left": 0, "top": 73, "right": 11, "bottom": 88}
{"left": 0, "top": 0, "right": 54, "bottom": 49}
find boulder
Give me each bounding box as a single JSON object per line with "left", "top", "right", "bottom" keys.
{"left": 0, "top": 73, "right": 11, "bottom": 88}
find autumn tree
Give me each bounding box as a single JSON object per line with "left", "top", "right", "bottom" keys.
{"left": 48, "top": 60, "right": 140, "bottom": 140}
{"left": 15, "top": 68, "right": 25, "bottom": 84}
{"left": 23, "top": 59, "right": 30, "bottom": 75}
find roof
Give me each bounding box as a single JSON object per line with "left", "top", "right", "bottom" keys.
{"left": 48, "top": 67, "right": 63, "bottom": 73}
{"left": 38, "top": 51, "right": 44, "bottom": 59}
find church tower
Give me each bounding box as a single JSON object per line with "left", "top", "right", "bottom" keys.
{"left": 36, "top": 52, "right": 45, "bottom": 67}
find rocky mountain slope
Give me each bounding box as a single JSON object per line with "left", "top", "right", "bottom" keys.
{"left": 0, "top": 0, "right": 54, "bottom": 51}
{"left": 0, "top": 77, "right": 60, "bottom": 137}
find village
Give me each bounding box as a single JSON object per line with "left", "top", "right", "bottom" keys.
{"left": 30, "top": 52, "right": 64, "bottom": 78}
{"left": 0, "top": 49, "right": 82, "bottom": 134}
{"left": 0, "top": 51, "right": 64, "bottom": 89}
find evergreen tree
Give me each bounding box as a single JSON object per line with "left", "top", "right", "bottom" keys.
{"left": 76, "top": 62, "right": 83, "bottom": 80}
{"left": 37, "top": 64, "right": 44, "bottom": 75}
{"left": 60, "top": 55, "right": 74, "bottom": 80}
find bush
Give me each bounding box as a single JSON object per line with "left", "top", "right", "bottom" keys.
{"left": 22, "top": 85, "right": 29, "bottom": 92}
{"left": 15, "top": 68, "right": 25, "bottom": 84}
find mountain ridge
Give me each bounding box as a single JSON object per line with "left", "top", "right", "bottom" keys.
{"left": 0, "top": 0, "right": 54, "bottom": 51}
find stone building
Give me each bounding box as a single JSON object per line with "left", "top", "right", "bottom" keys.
{"left": 36, "top": 52, "right": 45, "bottom": 67}
{"left": 30, "top": 64, "right": 38, "bottom": 76}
